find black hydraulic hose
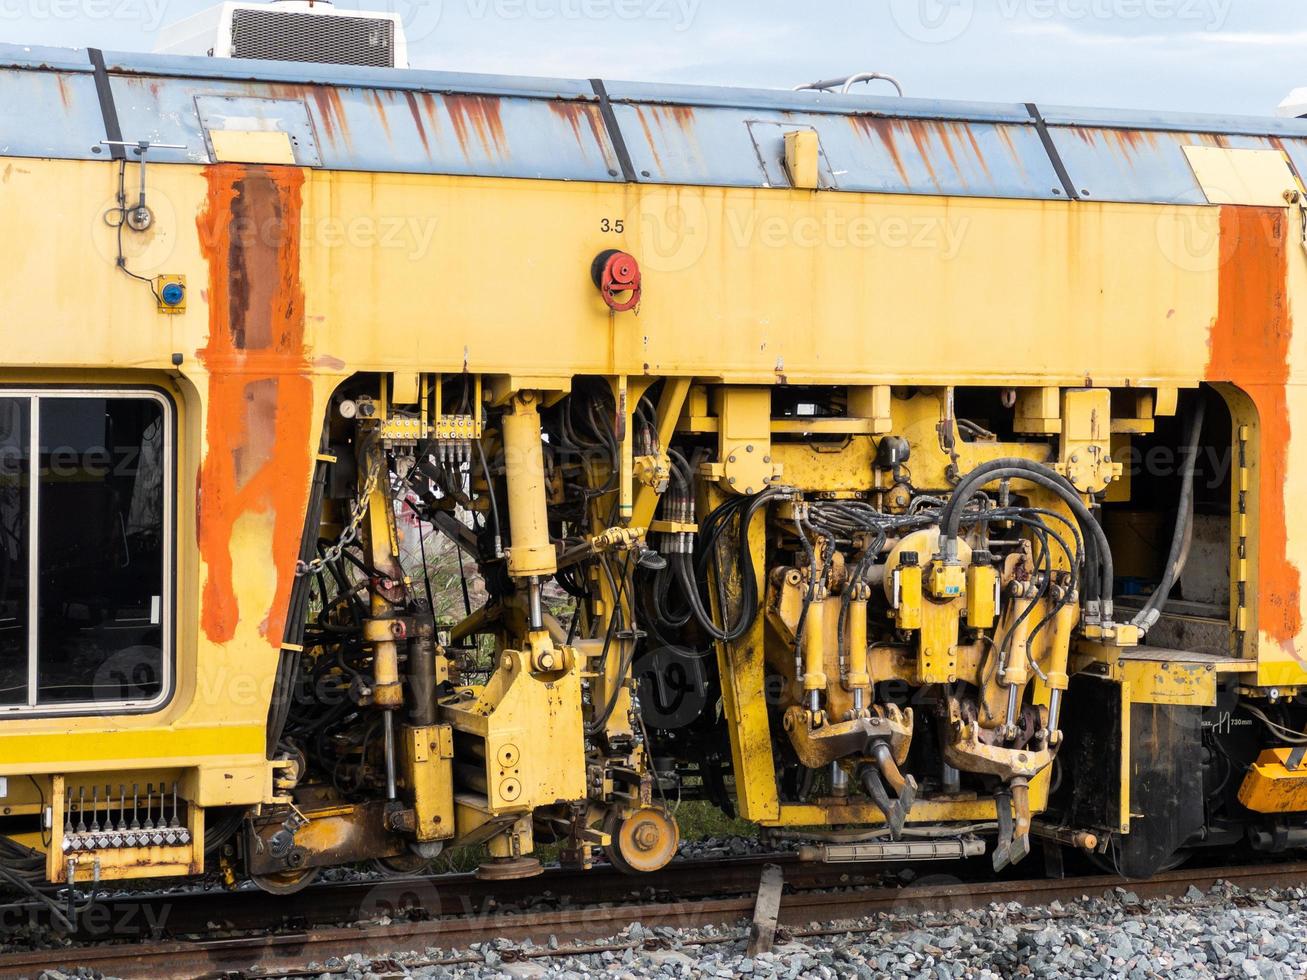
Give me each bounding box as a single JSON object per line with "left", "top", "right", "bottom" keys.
{"left": 681, "top": 489, "right": 781, "bottom": 643}
{"left": 475, "top": 437, "right": 503, "bottom": 557}
{"left": 940, "top": 459, "right": 1113, "bottom": 610}
{"left": 993, "top": 508, "right": 1083, "bottom": 655}
{"left": 269, "top": 422, "right": 332, "bottom": 757}
{"left": 989, "top": 514, "right": 1075, "bottom": 678}
{"left": 1132, "top": 397, "right": 1207, "bottom": 633}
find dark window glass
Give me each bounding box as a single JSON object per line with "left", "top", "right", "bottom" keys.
{"left": 0, "top": 399, "right": 28, "bottom": 706}
{"left": 36, "top": 397, "right": 165, "bottom": 705}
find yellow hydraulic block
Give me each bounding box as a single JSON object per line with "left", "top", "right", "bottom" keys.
{"left": 928, "top": 560, "right": 966, "bottom": 600}
{"left": 396, "top": 724, "right": 456, "bottom": 842}
{"left": 966, "top": 563, "right": 999, "bottom": 629}
{"left": 1059, "top": 388, "right": 1123, "bottom": 495}
{"left": 1239, "top": 748, "right": 1307, "bottom": 813}
{"left": 894, "top": 561, "right": 923, "bottom": 631}
{"left": 441, "top": 647, "right": 585, "bottom": 816}
{"left": 917, "top": 599, "right": 961, "bottom": 685}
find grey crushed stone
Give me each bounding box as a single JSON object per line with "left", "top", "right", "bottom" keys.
{"left": 27, "top": 880, "right": 1307, "bottom": 979}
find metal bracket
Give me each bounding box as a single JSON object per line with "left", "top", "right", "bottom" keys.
{"left": 100, "top": 139, "right": 186, "bottom": 232}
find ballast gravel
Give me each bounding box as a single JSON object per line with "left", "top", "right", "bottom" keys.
{"left": 30, "top": 879, "right": 1307, "bottom": 979}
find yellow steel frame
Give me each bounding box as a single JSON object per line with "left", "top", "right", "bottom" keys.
{"left": 0, "top": 156, "right": 1303, "bottom": 831}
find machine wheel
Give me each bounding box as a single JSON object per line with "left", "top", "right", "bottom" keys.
{"left": 1087, "top": 845, "right": 1191, "bottom": 878}
{"left": 370, "top": 852, "right": 432, "bottom": 876}
{"left": 604, "top": 806, "right": 679, "bottom": 874}
{"left": 476, "top": 855, "right": 543, "bottom": 880}
{"left": 250, "top": 865, "right": 321, "bottom": 895}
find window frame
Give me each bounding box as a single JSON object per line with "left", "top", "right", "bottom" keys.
{"left": 0, "top": 386, "right": 176, "bottom": 718}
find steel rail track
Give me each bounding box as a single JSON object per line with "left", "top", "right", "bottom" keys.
{"left": 3, "top": 860, "right": 1306, "bottom": 980}
{"left": 1, "top": 852, "right": 904, "bottom": 940}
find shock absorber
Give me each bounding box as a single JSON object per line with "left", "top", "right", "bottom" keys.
{"left": 845, "top": 583, "right": 870, "bottom": 716}
{"left": 360, "top": 436, "right": 406, "bottom": 800}
{"left": 802, "top": 591, "right": 827, "bottom": 716}
{"left": 501, "top": 392, "right": 557, "bottom": 635}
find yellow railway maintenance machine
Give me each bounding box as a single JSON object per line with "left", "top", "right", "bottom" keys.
{"left": 4, "top": 35, "right": 1307, "bottom": 899}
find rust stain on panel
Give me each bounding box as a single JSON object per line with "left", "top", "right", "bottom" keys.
{"left": 645, "top": 104, "right": 698, "bottom": 134}
{"left": 309, "top": 87, "right": 352, "bottom": 148}
{"left": 643, "top": 105, "right": 703, "bottom": 167}
{"left": 634, "top": 107, "right": 664, "bottom": 171}
{"left": 995, "top": 126, "right": 1022, "bottom": 159}
{"left": 548, "top": 101, "right": 608, "bottom": 157}
{"left": 960, "top": 125, "right": 992, "bottom": 179}
{"left": 902, "top": 119, "right": 941, "bottom": 187}
{"left": 1195, "top": 132, "right": 1232, "bottom": 149}
{"left": 849, "top": 116, "right": 911, "bottom": 185}
{"left": 1207, "top": 206, "right": 1301, "bottom": 657}
{"left": 403, "top": 91, "right": 431, "bottom": 155}
{"left": 1066, "top": 126, "right": 1161, "bottom": 167}
{"left": 935, "top": 122, "right": 965, "bottom": 178}
{"left": 196, "top": 164, "right": 314, "bottom": 647}
{"left": 367, "top": 90, "right": 393, "bottom": 140}
{"left": 444, "top": 94, "right": 507, "bottom": 158}
{"left": 1111, "top": 129, "right": 1152, "bottom": 153}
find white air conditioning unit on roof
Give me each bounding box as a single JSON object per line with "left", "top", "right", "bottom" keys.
{"left": 154, "top": 0, "right": 409, "bottom": 69}
{"left": 1277, "top": 88, "right": 1307, "bottom": 119}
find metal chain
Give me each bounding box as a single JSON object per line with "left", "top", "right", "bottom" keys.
{"left": 295, "top": 454, "right": 383, "bottom": 578}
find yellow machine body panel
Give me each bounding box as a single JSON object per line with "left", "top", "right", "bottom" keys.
{"left": 2, "top": 65, "right": 1307, "bottom": 883}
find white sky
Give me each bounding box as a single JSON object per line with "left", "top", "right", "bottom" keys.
{"left": 1, "top": 0, "right": 1303, "bottom": 116}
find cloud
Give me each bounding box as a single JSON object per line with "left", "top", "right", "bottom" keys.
{"left": 1197, "top": 30, "right": 1307, "bottom": 46}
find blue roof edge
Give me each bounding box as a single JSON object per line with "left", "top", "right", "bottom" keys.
{"left": 3, "top": 41, "right": 1306, "bottom": 138}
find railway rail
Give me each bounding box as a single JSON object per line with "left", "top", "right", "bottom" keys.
{"left": 2, "top": 853, "right": 900, "bottom": 940}
{"left": 3, "top": 859, "right": 1306, "bottom": 979}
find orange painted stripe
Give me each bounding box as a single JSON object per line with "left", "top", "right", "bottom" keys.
{"left": 196, "top": 164, "right": 314, "bottom": 647}
{"left": 1207, "top": 206, "right": 1300, "bottom": 655}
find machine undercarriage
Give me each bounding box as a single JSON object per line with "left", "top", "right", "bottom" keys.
{"left": 180, "top": 374, "right": 1303, "bottom": 890}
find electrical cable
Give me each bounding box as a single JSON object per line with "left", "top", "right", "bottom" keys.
{"left": 1132, "top": 396, "right": 1207, "bottom": 633}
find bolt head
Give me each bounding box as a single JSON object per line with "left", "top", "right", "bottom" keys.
{"left": 126, "top": 206, "right": 153, "bottom": 232}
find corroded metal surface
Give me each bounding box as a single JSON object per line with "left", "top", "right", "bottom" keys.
{"left": 4, "top": 41, "right": 1306, "bottom": 201}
